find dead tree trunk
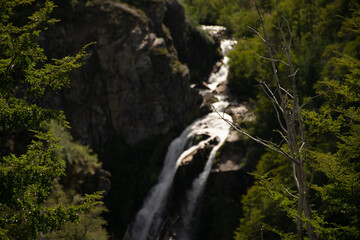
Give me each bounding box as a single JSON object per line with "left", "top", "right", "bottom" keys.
{"left": 254, "top": 1, "right": 318, "bottom": 239}
{"left": 217, "top": 0, "right": 319, "bottom": 239}
{"left": 255, "top": 1, "right": 318, "bottom": 238}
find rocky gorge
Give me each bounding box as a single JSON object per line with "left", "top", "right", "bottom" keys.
{"left": 39, "top": 0, "right": 254, "bottom": 239}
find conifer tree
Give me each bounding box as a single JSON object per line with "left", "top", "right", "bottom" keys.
{"left": 0, "top": 1, "right": 102, "bottom": 239}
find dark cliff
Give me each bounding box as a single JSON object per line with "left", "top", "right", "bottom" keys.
{"left": 40, "top": 0, "right": 221, "bottom": 238}
{"left": 42, "top": 0, "right": 203, "bottom": 147}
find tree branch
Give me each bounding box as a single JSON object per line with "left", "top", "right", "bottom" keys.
{"left": 212, "top": 107, "right": 299, "bottom": 164}
{"left": 246, "top": 26, "right": 267, "bottom": 43}
{"left": 301, "top": 93, "right": 323, "bottom": 108}
{"left": 260, "top": 81, "right": 284, "bottom": 113}
{"left": 279, "top": 86, "right": 294, "bottom": 99}
{"left": 260, "top": 81, "right": 288, "bottom": 133}
{"left": 284, "top": 187, "right": 299, "bottom": 199}
{"left": 275, "top": 130, "right": 289, "bottom": 143}
{"left": 245, "top": 45, "right": 289, "bottom": 66}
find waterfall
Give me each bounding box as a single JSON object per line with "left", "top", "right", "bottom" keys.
{"left": 178, "top": 113, "right": 231, "bottom": 240}
{"left": 178, "top": 29, "right": 236, "bottom": 239}
{"left": 129, "top": 122, "right": 199, "bottom": 240}
{"left": 129, "top": 26, "right": 236, "bottom": 240}
{"left": 205, "top": 39, "right": 237, "bottom": 92}
{"left": 129, "top": 113, "right": 232, "bottom": 240}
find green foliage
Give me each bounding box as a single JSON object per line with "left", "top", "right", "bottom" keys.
{"left": 46, "top": 120, "right": 105, "bottom": 193}
{"left": 220, "top": 8, "right": 259, "bottom": 39}
{"left": 181, "top": 0, "right": 259, "bottom": 37}
{"left": 44, "top": 205, "right": 109, "bottom": 240}
{"left": 339, "top": 7, "right": 360, "bottom": 37}
{"left": 227, "top": 40, "right": 263, "bottom": 97}
{"left": 304, "top": 53, "right": 360, "bottom": 239}
{"left": 235, "top": 151, "right": 296, "bottom": 240}
{"left": 0, "top": 97, "right": 66, "bottom": 136}
{"left": 41, "top": 121, "right": 109, "bottom": 240}
{"left": 234, "top": 185, "right": 267, "bottom": 240}
{"left": 118, "top": 0, "right": 165, "bottom": 10}
{"left": 0, "top": 0, "right": 104, "bottom": 239}
{"left": 25, "top": 43, "right": 93, "bottom": 97}
{"left": 180, "top": 0, "right": 226, "bottom": 24}
{"left": 0, "top": 132, "right": 103, "bottom": 238}
{"left": 0, "top": 0, "right": 92, "bottom": 140}
{"left": 221, "top": 1, "right": 360, "bottom": 239}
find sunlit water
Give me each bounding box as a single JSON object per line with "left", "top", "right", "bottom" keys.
{"left": 178, "top": 113, "right": 231, "bottom": 240}
{"left": 129, "top": 26, "right": 236, "bottom": 240}
{"left": 206, "top": 39, "right": 237, "bottom": 92}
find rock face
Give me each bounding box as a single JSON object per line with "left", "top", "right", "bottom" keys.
{"left": 172, "top": 139, "right": 253, "bottom": 240}
{"left": 41, "top": 0, "right": 218, "bottom": 147}
{"left": 164, "top": 0, "right": 222, "bottom": 84}
{"left": 39, "top": 0, "right": 222, "bottom": 238}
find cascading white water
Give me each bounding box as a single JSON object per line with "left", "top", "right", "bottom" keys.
{"left": 178, "top": 29, "right": 236, "bottom": 239}
{"left": 129, "top": 26, "right": 236, "bottom": 240}
{"left": 179, "top": 113, "right": 231, "bottom": 240}
{"left": 130, "top": 113, "right": 233, "bottom": 240}
{"left": 129, "top": 122, "right": 199, "bottom": 240}
{"left": 205, "top": 39, "right": 237, "bottom": 92}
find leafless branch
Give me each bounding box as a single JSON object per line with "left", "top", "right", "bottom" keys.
{"left": 245, "top": 45, "right": 289, "bottom": 66}
{"left": 275, "top": 130, "right": 288, "bottom": 143}
{"left": 288, "top": 68, "right": 299, "bottom": 78}
{"left": 279, "top": 86, "right": 294, "bottom": 99}
{"left": 282, "top": 16, "right": 293, "bottom": 49}
{"left": 292, "top": 162, "right": 300, "bottom": 189}
{"left": 297, "top": 105, "right": 308, "bottom": 165}
{"left": 299, "top": 141, "right": 306, "bottom": 153}
{"left": 260, "top": 81, "right": 283, "bottom": 112}
{"left": 301, "top": 93, "right": 324, "bottom": 108}
{"left": 284, "top": 187, "right": 299, "bottom": 199}
{"left": 254, "top": 0, "right": 284, "bottom": 107}
{"left": 249, "top": 1, "right": 317, "bottom": 239}
{"left": 246, "top": 26, "right": 266, "bottom": 43}
{"left": 212, "top": 106, "right": 299, "bottom": 164}
{"left": 260, "top": 82, "right": 288, "bottom": 133}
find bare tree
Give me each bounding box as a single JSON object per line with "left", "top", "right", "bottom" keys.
{"left": 216, "top": 0, "right": 319, "bottom": 239}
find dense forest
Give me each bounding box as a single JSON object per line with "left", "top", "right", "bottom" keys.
{"left": 1, "top": 0, "right": 359, "bottom": 239}
{"left": 180, "top": 0, "right": 360, "bottom": 239}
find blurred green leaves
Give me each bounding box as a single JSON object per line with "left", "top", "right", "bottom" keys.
{"left": 0, "top": 1, "right": 106, "bottom": 239}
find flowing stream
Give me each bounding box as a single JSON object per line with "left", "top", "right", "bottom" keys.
{"left": 129, "top": 26, "right": 236, "bottom": 240}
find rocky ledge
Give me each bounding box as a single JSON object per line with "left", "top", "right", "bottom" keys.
{"left": 41, "top": 0, "right": 220, "bottom": 148}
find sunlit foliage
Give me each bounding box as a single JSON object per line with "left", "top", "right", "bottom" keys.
{"left": 0, "top": 1, "right": 103, "bottom": 239}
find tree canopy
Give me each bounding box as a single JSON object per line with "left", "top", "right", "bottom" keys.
{"left": 182, "top": 0, "right": 360, "bottom": 239}
{"left": 0, "top": 0, "right": 104, "bottom": 239}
